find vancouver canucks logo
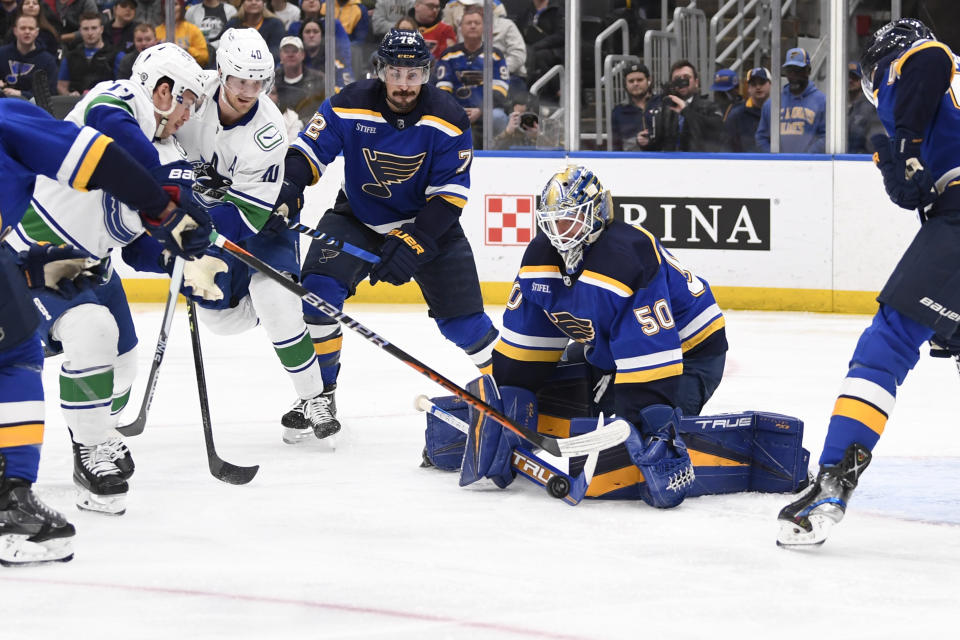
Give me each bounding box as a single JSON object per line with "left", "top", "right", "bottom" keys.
{"left": 547, "top": 311, "right": 595, "bottom": 343}
{"left": 361, "top": 148, "right": 426, "bottom": 198}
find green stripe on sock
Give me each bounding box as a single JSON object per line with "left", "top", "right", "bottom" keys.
{"left": 60, "top": 369, "right": 114, "bottom": 403}
{"left": 112, "top": 388, "right": 131, "bottom": 414}
{"left": 275, "top": 333, "right": 316, "bottom": 369}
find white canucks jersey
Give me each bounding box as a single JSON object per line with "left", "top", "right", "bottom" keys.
{"left": 174, "top": 72, "right": 287, "bottom": 233}
{"left": 11, "top": 79, "right": 175, "bottom": 258}
{"left": 11, "top": 140, "right": 185, "bottom": 258}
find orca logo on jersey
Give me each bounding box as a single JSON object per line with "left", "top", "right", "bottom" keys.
{"left": 547, "top": 311, "right": 595, "bottom": 343}
{"left": 361, "top": 148, "right": 426, "bottom": 198}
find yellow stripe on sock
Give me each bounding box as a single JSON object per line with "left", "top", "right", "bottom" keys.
{"left": 832, "top": 396, "right": 888, "bottom": 436}
{"left": 313, "top": 336, "right": 343, "bottom": 355}
{"left": 0, "top": 423, "right": 45, "bottom": 447}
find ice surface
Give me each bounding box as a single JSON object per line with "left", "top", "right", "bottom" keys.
{"left": 3, "top": 306, "right": 958, "bottom": 638}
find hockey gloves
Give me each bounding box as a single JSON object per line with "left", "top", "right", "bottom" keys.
{"left": 183, "top": 253, "right": 229, "bottom": 302}
{"left": 369, "top": 224, "right": 438, "bottom": 287}
{"left": 142, "top": 162, "right": 214, "bottom": 259}
{"left": 622, "top": 405, "right": 695, "bottom": 508}
{"left": 459, "top": 375, "right": 533, "bottom": 489}
{"left": 871, "top": 130, "right": 937, "bottom": 211}
{"left": 19, "top": 243, "right": 104, "bottom": 299}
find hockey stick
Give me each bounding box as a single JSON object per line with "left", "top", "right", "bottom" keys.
{"left": 212, "top": 232, "right": 630, "bottom": 458}
{"left": 118, "top": 258, "right": 185, "bottom": 437}
{"left": 284, "top": 220, "right": 381, "bottom": 264}
{"left": 186, "top": 299, "right": 259, "bottom": 485}
{"left": 414, "top": 395, "right": 591, "bottom": 504}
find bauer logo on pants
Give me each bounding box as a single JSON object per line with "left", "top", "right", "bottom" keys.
{"left": 485, "top": 195, "right": 534, "bottom": 246}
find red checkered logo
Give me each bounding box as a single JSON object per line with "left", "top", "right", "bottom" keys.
{"left": 485, "top": 195, "right": 535, "bottom": 246}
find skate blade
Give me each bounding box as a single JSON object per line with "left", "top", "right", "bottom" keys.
{"left": 75, "top": 487, "right": 127, "bottom": 516}
{"left": 776, "top": 515, "right": 833, "bottom": 548}
{"left": 0, "top": 534, "right": 75, "bottom": 566}
{"left": 282, "top": 427, "right": 314, "bottom": 445}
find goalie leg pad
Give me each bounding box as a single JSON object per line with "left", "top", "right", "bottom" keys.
{"left": 624, "top": 405, "right": 695, "bottom": 508}
{"left": 423, "top": 395, "right": 469, "bottom": 471}
{"left": 458, "top": 376, "right": 530, "bottom": 489}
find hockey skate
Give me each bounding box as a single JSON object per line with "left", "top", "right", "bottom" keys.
{"left": 0, "top": 456, "right": 75, "bottom": 567}
{"left": 99, "top": 435, "right": 135, "bottom": 480}
{"left": 72, "top": 436, "right": 128, "bottom": 515}
{"left": 281, "top": 387, "right": 341, "bottom": 443}
{"left": 777, "top": 443, "right": 871, "bottom": 548}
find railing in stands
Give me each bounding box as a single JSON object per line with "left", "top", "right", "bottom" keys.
{"left": 592, "top": 19, "right": 630, "bottom": 149}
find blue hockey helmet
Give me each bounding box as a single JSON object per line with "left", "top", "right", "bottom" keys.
{"left": 374, "top": 28, "right": 432, "bottom": 85}
{"left": 537, "top": 166, "right": 614, "bottom": 272}
{"left": 860, "top": 18, "right": 934, "bottom": 104}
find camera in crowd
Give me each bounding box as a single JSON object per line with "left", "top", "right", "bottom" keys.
{"left": 660, "top": 75, "right": 690, "bottom": 97}
{"left": 520, "top": 112, "right": 539, "bottom": 130}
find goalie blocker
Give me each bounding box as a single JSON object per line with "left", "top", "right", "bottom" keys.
{"left": 423, "top": 367, "right": 809, "bottom": 501}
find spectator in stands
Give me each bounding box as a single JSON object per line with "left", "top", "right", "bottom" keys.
{"left": 57, "top": 12, "right": 116, "bottom": 95}
{"left": 156, "top": 0, "right": 209, "bottom": 66}
{"left": 435, "top": 5, "right": 509, "bottom": 148}
{"left": 0, "top": 13, "right": 58, "bottom": 100}
{"left": 394, "top": 15, "right": 417, "bottom": 31}
{"left": 453, "top": 0, "right": 527, "bottom": 94}
{"left": 846, "top": 61, "right": 883, "bottom": 154}
{"left": 725, "top": 66, "right": 769, "bottom": 153}
{"left": 268, "top": 81, "right": 303, "bottom": 139}
{"left": 493, "top": 93, "right": 555, "bottom": 149}
{"left": 0, "top": 0, "right": 18, "bottom": 38}
{"left": 268, "top": 0, "right": 299, "bottom": 30}
{"left": 709, "top": 68, "right": 741, "bottom": 121}
{"left": 640, "top": 59, "right": 726, "bottom": 152}
{"left": 299, "top": 18, "right": 352, "bottom": 87}
{"left": 10, "top": 0, "right": 61, "bottom": 56}
{"left": 611, "top": 61, "right": 651, "bottom": 151}
{"left": 226, "top": 0, "right": 285, "bottom": 58}
{"left": 106, "top": 0, "right": 137, "bottom": 55}
{"left": 372, "top": 0, "right": 414, "bottom": 39}
{"left": 55, "top": 0, "right": 98, "bottom": 48}
{"left": 275, "top": 34, "right": 326, "bottom": 120}
{"left": 411, "top": 0, "right": 454, "bottom": 60}
{"left": 757, "top": 47, "right": 826, "bottom": 153}
{"left": 319, "top": 0, "right": 368, "bottom": 42}
{"left": 186, "top": 0, "right": 237, "bottom": 51}
{"left": 515, "top": 0, "right": 562, "bottom": 88}
{"left": 132, "top": 0, "right": 161, "bottom": 28}
{"left": 288, "top": 1, "right": 352, "bottom": 70}
{"left": 442, "top": 0, "right": 505, "bottom": 36}
{"left": 115, "top": 21, "right": 154, "bottom": 78}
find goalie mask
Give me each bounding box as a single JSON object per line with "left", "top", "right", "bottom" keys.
{"left": 859, "top": 18, "right": 934, "bottom": 106}
{"left": 217, "top": 28, "right": 275, "bottom": 97}
{"left": 536, "top": 166, "right": 614, "bottom": 273}
{"left": 131, "top": 42, "right": 206, "bottom": 138}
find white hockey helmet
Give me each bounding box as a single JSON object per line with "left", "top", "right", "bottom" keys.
{"left": 217, "top": 28, "right": 275, "bottom": 96}
{"left": 132, "top": 42, "right": 207, "bottom": 116}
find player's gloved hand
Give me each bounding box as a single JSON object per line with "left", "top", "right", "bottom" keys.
{"left": 141, "top": 162, "right": 214, "bottom": 259}
{"left": 274, "top": 177, "right": 304, "bottom": 222}
{"left": 192, "top": 161, "right": 232, "bottom": 200}
{"left": 19, "top": 243, "right": 105, "bottom": 298}
{"left": 183, "top": 253, "right": 229, "bottom": 301}
{"left": 369, "top": 223, "right": 438, "bottom": 287}
{"left": 622, "top": 405, "right": 695, "bottom": 508}
{"left": 871, "top": 131, "right": 937, "bottom": 210}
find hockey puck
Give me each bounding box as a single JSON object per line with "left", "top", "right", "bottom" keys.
{"left": 546, "top": 475, "right": 570, "bottom": 499}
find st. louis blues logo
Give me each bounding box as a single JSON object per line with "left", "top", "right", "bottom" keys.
{"left": 361, "top": 148, "right": 426, "bottom": 198}
{"left": 5, "top": 60, "right": 35, "bottom": 85}
{"left": 547, "top": 311, "right": 595, "bottom": 343}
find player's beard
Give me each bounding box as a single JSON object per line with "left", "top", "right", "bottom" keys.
{"left": 386, "top": 88, "right": 419, "bottom": 114}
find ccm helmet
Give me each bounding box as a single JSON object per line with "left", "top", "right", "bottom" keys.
{"left": 374, "top": 28, "right": 432, "bottom": 84}
{"left": 537, "top": 166, "right": 614, "bottom": 273}
{"left": 860, "top": 18, "right": 934, "bottom": 104}
{"left": 217, "top": 28, "right": 275, "bottom": 95}
{"left": 132, "top": 42, "right": 206, "bottom": 136}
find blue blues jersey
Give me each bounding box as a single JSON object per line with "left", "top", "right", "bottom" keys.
{"left": 492, "top": 221, "right": 727, "bottom": 423}
{"left": 291, "top": 79, "right": 472, "bottom": 233}
{"left": 874, "top": 39, "right": 960, "bottom": 192}
{"left": 435, "top": 44, "right": 509, "bottom": 110}
{"left": 0, "top": 100, "right": 113, "bottom": 231}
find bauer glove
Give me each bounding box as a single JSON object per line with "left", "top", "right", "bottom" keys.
{"left": 871, "top": 131, "right": 937, "bottom": 211}
{"left": 369, "top": 224, "right": 438, "bottom": 287}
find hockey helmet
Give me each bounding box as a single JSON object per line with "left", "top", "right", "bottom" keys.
{"left": 374, "top": 28, "right": 432, "bottom": 85}
{"left": 536, "top": 166, "right": 614, "bottom": 273}
{"left": 860, "top": 18, "right": 934, "bottom": 105}
{"left": 217, "top": 28, "right": 275, "bottom": 96}
{"left": 132, "top": 42, "right": 206, "bottom": 113}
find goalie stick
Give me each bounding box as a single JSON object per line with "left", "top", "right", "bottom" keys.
{"left": 118, "top": 258, "right": 185, "bottom": 437}
{"left": 186, "top": 299, "right": 259, "bottom": 485}
{"left": 212, "top": 232, "right": 630, "bottom": 458}
{"left": 414, "top": 395, "right": 592, "bottom": 505}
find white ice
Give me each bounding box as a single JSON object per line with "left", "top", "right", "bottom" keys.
{"left": 3, "top": 305, "right": 959, "bottom": 639}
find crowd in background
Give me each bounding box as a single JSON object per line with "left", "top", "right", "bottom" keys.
{"left": 0, "top": 0, "right": 881, "bottom": 153}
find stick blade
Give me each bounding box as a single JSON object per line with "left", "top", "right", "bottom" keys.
{"left": 117, "top": 418, "right": 145, "bottom": 437}
{"left": 209, "top": 459, "right": 259, "bottom": 485}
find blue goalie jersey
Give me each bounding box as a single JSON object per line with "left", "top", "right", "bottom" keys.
{"left": 291, "top": 79, "right": 473, "bottom": 233}
{"left": 874, "top": 39, "right": 960, "bottom": 190}
{"left": 492, "top": 221, "right": 728, "bottom": 420}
